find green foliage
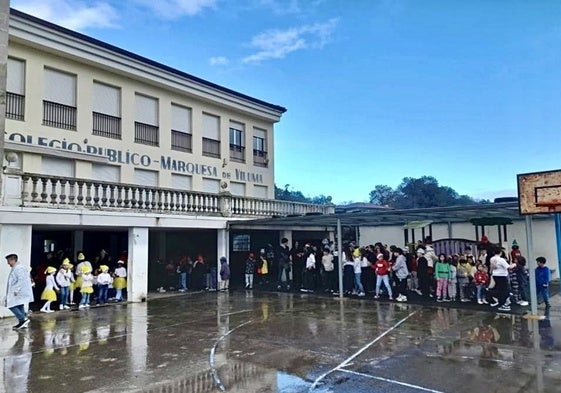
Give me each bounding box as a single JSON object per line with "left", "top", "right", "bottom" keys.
{"left": 275, "top": 184, "right": 332, "bottom": 205}
{"left": 369, "top": 176, "right": 480, "bottom": 209}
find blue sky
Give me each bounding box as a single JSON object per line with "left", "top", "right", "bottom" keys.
{"left": 12, "top": 0, "right": 561, "bottom": 204}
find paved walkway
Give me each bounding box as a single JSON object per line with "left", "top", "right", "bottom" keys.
{"left": 1, "top": 291, "right": 560, "bottom": 393}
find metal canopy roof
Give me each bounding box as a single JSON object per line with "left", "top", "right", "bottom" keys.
{"left": 228, "top": 202, "right": 547, "bottom": 230}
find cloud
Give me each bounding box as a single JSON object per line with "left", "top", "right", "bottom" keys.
{"left": 12, "top": 0, "right": 119, "bottom": 30}
{"left": 256, "top": 0, "right": 326, "bottom": 15}
{"left": 209, "top": 56, "right": 230, "bottom": 66}
{"left": 242, "top": 18, "right": 338, "bottom": 64}
{"left": 133, "top": 0, "right": 217, "bottom": 19}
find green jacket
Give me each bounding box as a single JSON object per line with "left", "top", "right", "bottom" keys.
{"left": 434, "top": 261, "right": 451, "bottom": 279}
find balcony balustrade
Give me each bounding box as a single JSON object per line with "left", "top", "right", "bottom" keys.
{"left": 18, "top": 173, "right": 332, "bottom": 217}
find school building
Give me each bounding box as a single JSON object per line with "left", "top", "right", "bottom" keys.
{"left": 0, "top": 8, "right": 331, "bottom": 317}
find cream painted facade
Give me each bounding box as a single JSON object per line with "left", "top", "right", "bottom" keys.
{"left": 0, "top": 9, "right": 320, "bottom": 318}
{"left": 4, "top": 10, "right": 282, "bottom": 198}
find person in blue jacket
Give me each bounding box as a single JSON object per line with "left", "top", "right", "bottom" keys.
{"left": 535, "top": 256, "right": 551, "bottom": 309}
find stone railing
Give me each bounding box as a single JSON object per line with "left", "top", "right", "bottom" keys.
{"left": 17, "top": 173, "right": 333, "bottom": 218}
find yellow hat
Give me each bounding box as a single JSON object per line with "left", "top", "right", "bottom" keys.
{"left": 77, "top": 253, "right": 85, "bottom": 261}
{"left": 100, "top": 265, "right": 109, "bottom": 272}
{"left": 62, "top": 258, "right": 71, "bottom": 266}
{"left": 45, "top": 266, "right": 56, "bottom": 274}
{"left": 353, "top": 248, "right": 361, "bottom": 258}
{"left": 81, "top": 265, "right": 92, "bottom": 274}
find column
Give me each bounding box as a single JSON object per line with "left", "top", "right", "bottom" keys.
{"left": 217, "top": 229, "right": 228, "bottom": 285}
{"left": 0, "top": 224, "right": 32, "bottom": 318}
{"left": 128, "top": 227, "right": 149, "bottom": 303}
{"left": 73, "top": 230, "right": 84, "bottom": 256}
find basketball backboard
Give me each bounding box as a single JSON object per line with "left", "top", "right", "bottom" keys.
{"left": 518, "top": 169, "right": 561, "bottom": 215}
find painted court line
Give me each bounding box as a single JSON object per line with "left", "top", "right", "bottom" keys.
{"left": 309, "top": 310, "right": 417, "bottom": 391}
{"left": 339, "top": 369, "right": 448, "bottom": 393}
{"left": 209, "top": 319, "right": 254, "bottom": 391}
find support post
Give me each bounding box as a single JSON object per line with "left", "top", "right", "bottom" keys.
{"left": 525, "top": 216, "right": 538, "bottom": 316}
{"left": 128, "top": 227, "right": 149, "bottom": 303}
{"left": 337, "top": 219, "right": 343, "bottom": 299}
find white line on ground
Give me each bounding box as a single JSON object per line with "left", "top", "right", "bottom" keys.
{"left": 338, "top": 369, "right": 448, "bottom": 393}
{"left": 218, "top": 309, "right": 253, "bottom": 317}
{"left": 309, "top": 310, "right": 417, "bottom": 391}
{"left": 209, "top": 319, "right": 254, "bottom": 391}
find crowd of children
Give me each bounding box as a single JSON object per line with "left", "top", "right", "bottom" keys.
{"left": 240, "top": 237, "right": 553, "bottom": 313}
{"left": 35, "top": 250, "right": 127, "bottom": 313}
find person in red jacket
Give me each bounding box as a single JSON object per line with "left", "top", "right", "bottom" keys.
{"left": 473, "top": 263, "right": 489, "bottom": 304}
{"left": 373, "top": 254, "right": 393, "bottom": 300}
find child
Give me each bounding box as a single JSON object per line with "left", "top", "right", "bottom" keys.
{"left": 257, "top": 249, "right": 269, "bottom": 286}
{"left": 473, "top": 263, "right": 489, "bottom": 305}
{"left": 244, "top": 252, "right": 256, "bottom": 289}
{"left": 373, "top": 253, "right": 393, "bottom": 300}
{"left": 96, "top": 265, "right": 112, "bottom": 305}
{"left": 40, "top": 266, "right": 59, "bottom": 313}
{"left": 219, "top": 257, "right": 230, "bottom": 291}
{"left": 67, "top": 263, "right": 76, "bottom": 305}
{"left": 536, "top": 257, "right": 551, "bottom": 308}
{"left": 434, "top": 254, "right": 450, "bottom": 302}
{"left": 113, "top": 260, "right": 127, "bottom": 301}
{"left": 448, "top": 259, "right": 457, "bottom": 301}
{"left": 79, "top": 266, "right": 94, "bottom": 309}
{"left": 457, "top": 258, "right": 473, "bottom": 302}
{"left": 353, "top": 248, "right": 365, "bottom": 297}
{"left": 514, "top": 255, "right": 530, "bottom": 306}
{"left": 55, "top": 259, "right": 73, "bottom": 310}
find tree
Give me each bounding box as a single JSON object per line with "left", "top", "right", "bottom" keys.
{"left": 275, "top": 184, "right": 332, "bottom": 205}
{"left": 369, "top": 176, "right": 478, "bottom": 209}
{"left": 369, "top": 185, "right": 397, "bottom": 206}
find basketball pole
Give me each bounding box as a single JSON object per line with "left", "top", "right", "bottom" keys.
{"left": 525, "top": 215, "right": 539, "bottom": 316}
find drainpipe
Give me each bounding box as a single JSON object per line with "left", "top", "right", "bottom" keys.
{"left": 0, "top": 1, "right": 10, "bottom": 199}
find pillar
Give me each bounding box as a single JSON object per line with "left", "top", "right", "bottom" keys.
{"left": 217, "top": 229, "right": 228, "bottom": 284}
{"left": 128, "top": 227, "right": 148, "bottom": 303}
{"left": 73, "top": 230, "right": 84, "bottom": 256}
{"left": 0, "top": 224, "right": 32, "bottom": 318}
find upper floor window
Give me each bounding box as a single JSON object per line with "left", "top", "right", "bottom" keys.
{"left": 6, "top": 57, "right": 25, "bottom": 121}
{"left": 229, "top": 121, "right": 245, "bottom": 163}
{"left": 202, "top": 113, "right": 220, "bottom": 158}
{"left": 135, "top": 94, "right": 159, "bottom": 147}
{"left": 93, "top": 82, "right": 121, "bottom": 139}
{"left": 43, "top": 68, "right": 77, "bottom": 130}
{"left": 171, "top": 104, "right": 192, "bottom": 153}
{"left": 253, "top": 127, "right": 268, "bottom": 167}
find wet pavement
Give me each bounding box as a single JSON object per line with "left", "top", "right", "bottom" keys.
{"left": 1, "top": 291, "right": 560, "bottom": 393}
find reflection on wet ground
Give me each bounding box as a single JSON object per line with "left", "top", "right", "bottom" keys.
{"left": 1, "top": 291, "right": 560, "bottom": 393}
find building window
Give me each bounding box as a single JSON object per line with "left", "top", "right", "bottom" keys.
{"left": 134, "top": 168, "right": 158, "bottom": 187}
{"left": 232, "top": 234, "right": 250, "bottom": 252}
{"left": 229, "top": 121, "right": 245, "bottom": 163}
{"left": 91, "top": 164, "right": 120, "bottom": 183}
{"left": 135, "top": 94, "right": 159, "bottom": 146}
{"left": 230, "top": 181, "right": 245, "bottom": 196}
{"left": 253, "top": 128, "right": 268, "bottom": 167}
{"left": 171, "top": 174, "right": 192, "bottom": 190}
{"left": 43, "top": 68, "right": 77, "bottom": 130}
{"left": 171, "top": 104, "right": 192, "bottom": 152}
{"left": 202, "top": 178, "right": 220, "bottom": 193}
{"left": 202, "top": 113, "right": 220, "bottom": 158}
{"left": 254, "top": 185, "right": 268, "bottom": 199}
{"left": 93, "top": 82, "right": 121, "bottom": 139}
{"left": 6, "top": 58, "right": 25, "bottom": 121}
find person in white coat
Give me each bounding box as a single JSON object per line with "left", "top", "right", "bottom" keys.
{"left": 5, "top": 254, "right": 34, "bottom": 330}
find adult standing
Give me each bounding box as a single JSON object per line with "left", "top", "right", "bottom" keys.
{"left": 5, "top": 254, "right": 34, "bottom": 330}
{"left": 277, "top": 238, "right": 292, "bottom": 291}
{"left": 490, "top": 247, "right": 512, "bottom": 311}
{"left": 392, "top": 248, "right": 410, "bottom": 302}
